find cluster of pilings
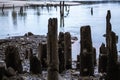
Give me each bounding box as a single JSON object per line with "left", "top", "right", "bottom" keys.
{"left": 47, "top": 18, "right": 72, "bottom": 80}
{"left": 76, "top": 10, "right": 120, "bottom": 80}
{"left": 0, "top": 18, "right": 72, "bottom": 79}
{"left": 97, "top": 10, "right": 120, "bottom": 80}
{"left": 58, "top": 31, "right": 72, "bottom": 73}
{"left": 99, "top": 10, "right": 120, "bottom": 80}
{"left": 1, "top": 9, "right": 120, "bottom": 80}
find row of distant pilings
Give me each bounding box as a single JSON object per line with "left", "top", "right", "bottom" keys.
{"left": 1, "top": 1, "right": 69, "bottom": 28}
{"left": 0, "top": 10, "right": 120, "bottom": 80}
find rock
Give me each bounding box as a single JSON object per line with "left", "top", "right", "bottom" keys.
{"left": 9, "top": 76, "right": 24, "bottom": 80}
{"left": 0, "top": 61, "right": 6, "bottom": 80}
{"left": 24, "top": 32, "right": 34, "bottom": 37}
{"left": 5, "top": 46, "right": 23, "bottom": 73}
{"left": 5, "top": 67, "right": 16, "bottom": 77}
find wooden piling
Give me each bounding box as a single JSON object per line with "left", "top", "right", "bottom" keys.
{"left": 105, "top": 10, "right": 119, "bottom": 80}
{"left": 30, "top": 56, "right": 42, "bottom": 74}
{"left": 80, "top": 25, "right": 94, "bottom": 76}
{"left": 64, "top": 32, "right": 72, "bottom": 69}
{"left": 91, "top": 7, "right": 93, "bottom": 15}
{"left": 98, "top": 43, "right": 107, "bottom": 73}
{"left": 38, "top": 43, "right": 47, "bottom": 70}
{"left": 30, "top": 48, "right": 42, "bottom": 74}
{"left": 2, "top": 4, "right": 5, "bottom": 13}
{"left": 58, "top": 32, "right": 66, "bottom": 73}
{"left": 107, "top": 31, "right": 118, "bottom": 80}
{"left": 47, "top": 18, "right": 59, "bottom": 80}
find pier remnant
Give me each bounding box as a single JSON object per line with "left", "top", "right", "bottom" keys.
{"left": 80, "top": 25, "right": 94, "bottom": 76}
{"left": 58, "top": 32, "right": 66, "bottom": 73}
{"left": 64, "top": 32, "right": 72, "bottom": 69}
{"left": 105, "top": 10, "right": 118, "bottom": 80}
{"left": 107, "top": 31, "right": 118, "bottom": 80}
{"left": 30, "top": 49, "right": 42, "bottom": 74}
{"left": 2, "top": 4, "right": 5, "bottom": 14}
{"left": 30, "top": 56, "right": 42, "bottom": 74}
{"left": 47, "top": 18, "right": 59, "bottom": 80}
{"left": 38, "top": 43, "right": 47, "bottom": 70}
{"left": 91, "top": 7, "right": 93, "bottom": 15}
{"left": 98, "top": 43, "right": 107, "bottom": 73}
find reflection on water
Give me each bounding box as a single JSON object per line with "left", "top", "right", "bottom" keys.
{"left": 0, "top": 2, "right": 120, "bottom": 60}
{"left": 12, "top": 10, "right": 17, "bottom": 26}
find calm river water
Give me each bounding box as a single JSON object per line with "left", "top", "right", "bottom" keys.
{"left": 0, "top": 2, "right": 120, "bottom": 60}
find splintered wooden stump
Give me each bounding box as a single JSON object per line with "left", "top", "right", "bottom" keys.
{"left": 38, "top": 43, "right": 47, "bottom": 70}
{"left": 107, "top": 31, "right": 118, "bottom": 80}
{"left": 64, "top": 32, "right": 72, "bottom": 69}
{"left": 30, "top": 56, "right": 42, "bottom": 74}
{"left": 47, "top": 18, "right": 59, "bottom": 80}
{"left": 29, "top": 48, "right": 41, "bottom": 74}
{"left": 58, "top": 32, "right": 66, "bottom": 73}
{"left": 98, "top": 43, "right": 107, "bottom": 73}
{"left": 5, "top": 46, "right": 23, "bottom": 73}
{"left": 104, "top": 10, "right": 119, "bottom": 80}
{"left": 80, "top": 25, "right": 94, "bottom": 76}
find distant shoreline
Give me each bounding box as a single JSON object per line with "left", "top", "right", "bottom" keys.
{"left": 72, "top": 1, "right": 120, "bottom": 4}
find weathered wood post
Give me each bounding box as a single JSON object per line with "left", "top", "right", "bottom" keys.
{"left": 98, "top": 43, "right": 107, "bottom": 73}
{"left": 80, "top": 25, "right": 94, "bottom": 76}
{"left": 47, "top": 18, "right": 59, "bottom": 80}
{"left": 58, "top": 32, "right": 66, "bottom": 73}
{"left": 2, "top": 4, "right": 4, "bottom": 14}
{"left": 64, "top": 32, "right": 72, "bottom": 69}
{"left": 107, "top": 31, "right": 118, "bottom": 80}
{"left": 91, "top": 7, "right": 93, "bottom": 15}
{"left": 30, "top": 48, "right": 42, "bottom": 74}
{"left": 106, "top": 10, "right": 111, "bottom": 48}
{"left": 5, "top": 46, "right": 23, "bottom": 73}
{"left": 105, "top": 10, "right": 119, "bottom": 80}
{"left": 30, "top": 56, "right": 42, "bottom": 74}
{"left": 38, "top": 43, "right": 47, "bottom": 70}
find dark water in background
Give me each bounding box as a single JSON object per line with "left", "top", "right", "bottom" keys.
{"left": 0, "top": 2, "right": 120, "bottom": 60}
